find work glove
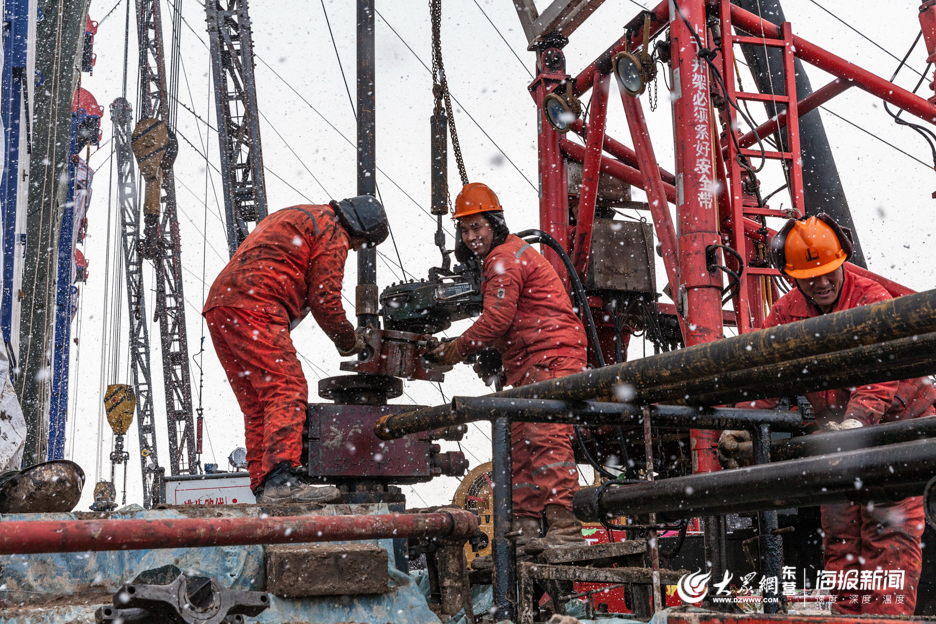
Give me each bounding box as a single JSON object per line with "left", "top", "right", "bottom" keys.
{"left": 717, "top": 430, "right": 753, "bottom": 470}
{"left": 425, "top": 339, "right": 465, "bottom": 366}
{"left": 470, "top": 348, "right": 504, "bottom": 388}
{"left": 337, "top": 327, "right": 368, "bottom": 357}
{"left": 824, "top": 418, "right": 864, "bottom": 432}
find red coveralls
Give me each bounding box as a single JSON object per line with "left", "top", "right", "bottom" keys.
{"left": 455, "top": 234, "right": 588, "bottom": 517}
{"left": 758, "top": 270, "right": 934, "bottom": 615}
{"left": 203, "top": 205, "right": 356, "bottom": 491}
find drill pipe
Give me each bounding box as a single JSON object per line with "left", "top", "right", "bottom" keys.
{"left": 573, "top": 438, "right": 936, "bottom": 522}
{"left": 648, "top": 333, "right": 936, "bottom": 406}
{"left": 0, "top": 510, "right": 479, "bottom": 556}
{"left": 771, "top": 415, "right": 936, "bottom": 461}
{"left": 650, "top": 481, "right": 929, "bottom": 522}
{"left": 686, "top": 352, "right": 935, "bottom": 408}
{"left": 406, "top": 291, "right": 936, "bottom": 412}
{"left": 374, "top": 399, "right": 802, "bottom": 440}
{"left": 375, "top": 334, "right": 936, "bottom": 440}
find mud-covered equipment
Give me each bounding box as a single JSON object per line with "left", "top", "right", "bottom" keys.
{"left": 769, "top": 213, "right": 853, "bottom": 279}
{"left": 0, "top": 460, "right": 85, "bottom": 513}
{"left": 330, "top": 195, "right": 389, "bottom": 246}
{"left": 452, "top": 182, "right": 503, "bottom": 220}
{"left": 105, "top": 384, "right": 136, "bottom": 435}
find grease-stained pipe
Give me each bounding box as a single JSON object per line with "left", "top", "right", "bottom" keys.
{"left": 573, "top": 439, "right": 936, "bottom": 522}
{"left": 0, "top": 510, "right": 479, "bottom": 555}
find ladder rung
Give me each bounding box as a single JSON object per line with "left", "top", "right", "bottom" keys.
{"left": 747, "top": 267, "right": 784, "bottom": 276}
{"left": 734, "top": 91, "right": 790, "bottom": 104}
{"left": 744, "top": 207, "right": 796, "bottom": 218}
{"left": 740, "top": 148, "right": 792, "bottom": 160}
{"left": 733, "top": 35, "right": 787, "bottom": 47}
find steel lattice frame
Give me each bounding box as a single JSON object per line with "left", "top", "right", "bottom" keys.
{"left": 206, "top": 0, "right": 268, "bottom": 257}
{"left": 135, "top": 0, "right": 197, "bottom": 477}
{"left": 111, "top": 98, "right": 160, "bottom": 508}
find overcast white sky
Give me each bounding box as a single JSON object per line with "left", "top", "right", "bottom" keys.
{"left": 66, "top": 0, "right": 936, "bottom": 510}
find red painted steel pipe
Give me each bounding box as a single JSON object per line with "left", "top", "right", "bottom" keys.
{"left": 570, "top": 119, "right": 677, "bottom": 186}
{"left": 533, "top": 55, "right": 571, "bottom": 286}
{"left": 620, "top": 93, "right": 681, "bottom": 317}
{"left": 845, "top": 263, "right": 916, "bottom": 298}
{"left": 730, "top": 78, "right": 852, "bottom": 151}
{"left": 560, "top": 139, "right": 677, "bottom": 203}
{"left": 572, "top": 0, "right": 669, "bottom": 96}
{"left": 729, "top": 3, "right": 936, "bottom": 124}
{"left": 607, "top": 136, "right": 677, "bottom": 186}
{"left": 0, "top": 510, "right": 479, "bottom": 555}
{"left": 922, "top": 1, "right": 936, "bottom": 95}
{"left": 672, "top": 0, "right": 724, "bottom": 476}
{"left": 572, "top": 72, "right": 611, "bottom": 276}
{"left": 562, "top": 138, "right": 772, "bottom": 272}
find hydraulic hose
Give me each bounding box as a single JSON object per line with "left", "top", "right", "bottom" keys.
{"left": 516, "top": 229, "right": 605, "bottom": 368}
{"left": 517, "top": 229, "right": 620, "bottom": 480}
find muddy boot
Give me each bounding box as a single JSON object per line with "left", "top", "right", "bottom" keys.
{"left": 470, "top": 516, "right": 542, "bottom": 570}
{"left": 258, "top": 463, "right": 342, "bottom": 504}
{"left": 524, "top": 505, "right": 586, "bottom": 555}
{"left": 511, "top": 516, "right": 543, "bottom": 557}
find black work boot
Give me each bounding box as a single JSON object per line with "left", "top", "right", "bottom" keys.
{"left": 258, "top": 463, "right": 341, "bottom": 504}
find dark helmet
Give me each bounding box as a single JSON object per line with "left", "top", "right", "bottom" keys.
{"left": 330, "top": 195, "right": 389, "bottom": 247}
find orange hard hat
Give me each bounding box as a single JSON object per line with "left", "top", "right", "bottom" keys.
{"left": 453, "top": 183, "right": 503, "bottom": 220}
{"left": 769, "top": 214, "right": 853, "bottom": 279}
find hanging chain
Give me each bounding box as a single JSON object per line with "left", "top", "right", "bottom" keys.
{"left": 430, "top": 0, "right": 468, "bottom": 188}
{"left": 649, "top": 69, "right": 658, "bottom": 112}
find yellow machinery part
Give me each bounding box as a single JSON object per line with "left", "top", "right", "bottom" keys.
{"left": 451, "top": 461, "right": 494, "bottom": 566}
{"left": 104, "top": 384, "right": 136, "bottom": 435}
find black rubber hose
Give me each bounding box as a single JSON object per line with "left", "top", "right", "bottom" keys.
{"left": 658, "top": 519, "right": 689, "bottom": 559}
{"left": 517, "top": 229, "right": 618, "bottom": 481}
{"left": 516, "top": 229, "right": 605, "bottom": 368}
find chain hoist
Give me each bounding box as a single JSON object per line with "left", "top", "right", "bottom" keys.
{"left": 430, "top": 0, "right": 468, "bottom": 195}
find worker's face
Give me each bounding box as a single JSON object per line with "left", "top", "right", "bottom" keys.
{"left": 349, "top": 235, "right": 368, "bottom": 251}
{"left": 459, "top": 214, "right": 494, "bottom": 259}
{"left": 795, "top": 266, "right": 844, "bottom": 312}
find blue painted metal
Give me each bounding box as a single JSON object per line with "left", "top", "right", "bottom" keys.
{"left": 0, "top": 0, "right": 29, "bottom": 350}
{"left": 47, "top": 112, "right": 78, "bottom": 460}
{"left": 0, "top": 504, "right": 440, "bottom": 624}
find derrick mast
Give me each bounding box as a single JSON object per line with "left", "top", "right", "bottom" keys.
{"left": 134, "top": 0, "right": 197, "bottom": 477}
{"left": 205, "top": 0, "right": 268, "bottom": 257}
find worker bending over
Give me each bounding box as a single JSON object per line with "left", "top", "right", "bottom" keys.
{"left": 427, "top": 183, "right": 588, "bottom": 560}
{"left": 204, "top": 197, "right": 389, "bottom": 504}
{"left": 719, "top": 214, "right": 933, "bottom": 615}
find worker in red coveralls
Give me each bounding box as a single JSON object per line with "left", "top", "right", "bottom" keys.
{"left": 718, "top": 214, "right": 934, "bottom": 615}
{"left": 426, "top": 182, "right": 588, "bottom": 563}
{"left": 204, "top": 196, "right": 389, "bottom": 504}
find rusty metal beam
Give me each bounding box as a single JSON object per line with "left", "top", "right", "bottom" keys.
{"left": 0, "top": 510, "right": 478, "bottom": 556}
{"left": 524, "top": 0, "right": 610, "bottom": 50}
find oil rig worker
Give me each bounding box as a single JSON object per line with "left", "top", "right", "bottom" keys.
{"left": 203, "top": 197, "right": 389, "bottom": 504}
{"left": 718, "top": 214, "right": 934, "bottom": 615}
{"left": 426, "top": 182, "right": 588, "bottom": 562}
